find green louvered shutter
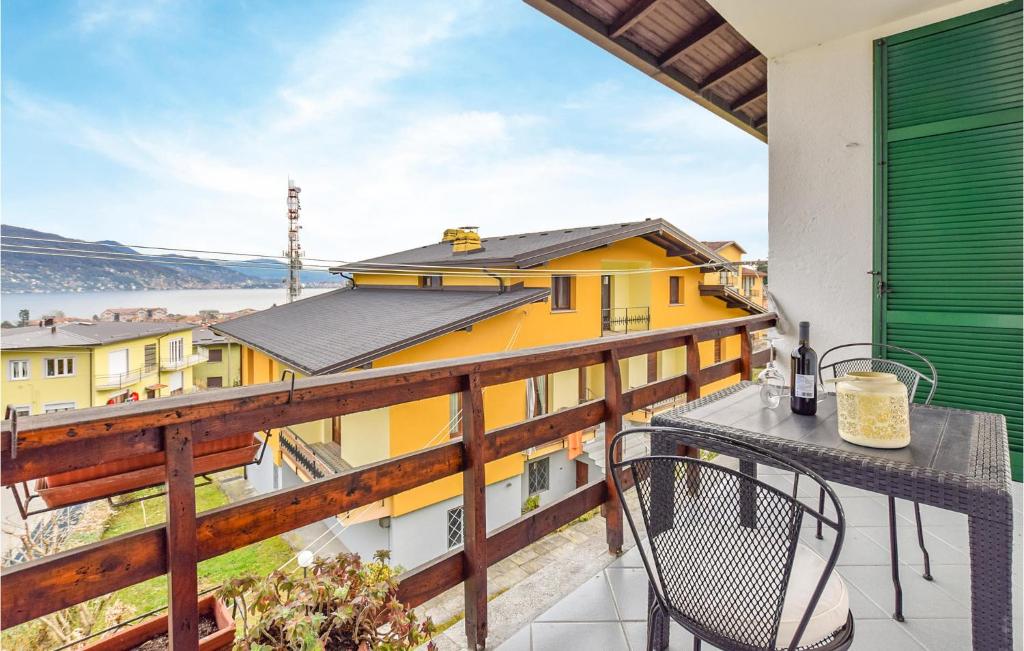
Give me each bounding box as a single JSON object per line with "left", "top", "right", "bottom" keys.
{"left": 875, "top": 0, "right": 1023, "bottom": 480}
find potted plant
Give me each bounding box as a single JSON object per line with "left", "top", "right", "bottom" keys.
{"left": 217, "top": 551, "right": 435, "bottom": 650}
{"left": 84, "top": 594, "right": 235, "bottom": 651}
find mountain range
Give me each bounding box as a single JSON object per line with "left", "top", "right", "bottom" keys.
{"left": 0, "top": 225, "right": 340, "bottom": 293}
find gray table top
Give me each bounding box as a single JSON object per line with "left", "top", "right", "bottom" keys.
{"left": 652, "top": 383, "right": 1011, "bottom": 506}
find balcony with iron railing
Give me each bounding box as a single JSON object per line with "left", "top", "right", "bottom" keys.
{"left": 94, "top": 364, "right": 159, "bottom": 390}
{"left": 600, "top": 306, "right": 651, "bottom": 334}
{"left": 0, "top": 314, "right": 776, "bottom": 650}
{"left": 159, "top": 349, "right": 208, "bottom": 371}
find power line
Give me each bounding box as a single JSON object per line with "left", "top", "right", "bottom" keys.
{"left": 2, "top": 234, "right": 766, "bottom": 276}
{"left": 2, "top": 243, "right": 766, "bottom": 280}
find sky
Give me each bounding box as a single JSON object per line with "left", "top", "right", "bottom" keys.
{"left": 2, "top": 0, "right": 768, "bottom": 264}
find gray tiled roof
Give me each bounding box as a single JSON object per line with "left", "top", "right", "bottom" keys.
{"left": 211, "top": 286, "right": 550, "bottom": 375}
{"left": 191, "top": 327, "right": 228, "bottom": 346}
{"left": 1, "top": 321, "right": 193, "bottom": 350}
{"left": 332, "top": 219, "right": 727, "bottom": 271}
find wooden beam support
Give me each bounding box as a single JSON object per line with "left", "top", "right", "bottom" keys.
{"left": 739, "top": 326, "right": 753, "bottom": 381}
{"left": 164, "top": 424, "right": 199, "bottom": 651}
{"left": 602, "top": 349, "right": 624, "bottom": 555}
{"left": 609, "top": 0, "right": 663, "bottom": 38}
{"left": 685, "top": 335, "right": 702, "bottom": 402}
{"left": 730, "top": 82, "right": 767, "bottom": 112}
{"left": 462, "top": 374, "right": 488, "bottom": 650}
{"left": 700, "top": 48, "right": 760, "bottom": 91}
{"left": 658, "top": 14, "right": 726, "bottom": 68}
{"left": 754, "top": 114, "right": 768, "bottom": 129}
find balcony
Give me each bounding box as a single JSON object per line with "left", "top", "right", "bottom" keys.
{"left": 0, "top": 312, "right": 1020, "bottom": 651}
{"left": 94, "top": 365, "right": 158, "bottom": 390}
{"left": 160, "top": 350, "right": 208, "bottom": 371}
{"left": 601, "top": 306, "right": 651, "bottom": 334}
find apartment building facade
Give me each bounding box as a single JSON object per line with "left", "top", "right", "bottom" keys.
{"left": 2, "top": 321, "right": 200, "bottom": 417}
{"left": 214, "top": 219, "right": 765, "bottom": 568}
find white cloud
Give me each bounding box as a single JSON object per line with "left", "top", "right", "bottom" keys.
{"left": 6, "top": 0, "right": 768, "bottom": 263}
{"left": 75, "top": 0, "right": 178, "bottom": 35}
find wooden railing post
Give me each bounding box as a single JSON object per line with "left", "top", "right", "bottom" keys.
{"left": 164, "top": 423, "right": 199, "bottom": 651}
{"left": 462, "top": 374, "right": 488, "bottom": 650}
{"left": 603, "top": 349, "right": 624, "bottom": 555}
{"left": 739, "top": 325, "right": 752, "bottom": 381}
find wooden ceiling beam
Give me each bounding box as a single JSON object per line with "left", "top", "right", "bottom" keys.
{"left": 729, "top": 82, "right": 767, "bottom": 112}
{"left": 657, "top": 14, "right": 726, "bottom": 68}
{"left": 754, "top": 114, "right": 768, "bottom": 129}
{"left": 608, "top": 0, "right": 664, "bottom": 38}
{"left": 699, "top": 47, "right": 761, "bottom": 91}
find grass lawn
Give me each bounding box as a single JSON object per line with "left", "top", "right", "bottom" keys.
{"left": 102, "top": 477, "right": 295, "bottom": 615}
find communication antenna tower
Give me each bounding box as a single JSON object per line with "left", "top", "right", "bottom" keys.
{"left": 284, "top": 179, "right": 303, "bottom": 303}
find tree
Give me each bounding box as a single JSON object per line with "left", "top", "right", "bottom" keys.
{"left": 17, "top": 309, "right": 29, "bottom": 326}
{"left": 1, "top": 503, "right": 129, "bottom": 648}
{"left": 1, "top": 321, "right": 14, "bottom": 329}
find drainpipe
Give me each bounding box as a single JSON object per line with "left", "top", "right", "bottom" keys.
{"left": 89, "top": 348, "right": 95, "bottom": 407}
{"left": 484, "top": 269, "right": 505, "bottom": 294}
{"left": 338, "top": 272, "right": 355, "bottom": 288}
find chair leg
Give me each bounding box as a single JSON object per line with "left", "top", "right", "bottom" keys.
{"left": 693, "top": 639, "right": 702, "bottom": 651}
{"left": 816, "top": 486, "right": 825, "bottom": 540}
{"left": 888, "top": 496, "right": 905, "bottom": 622}
{"left": 647, "top": 595, "right": 668, "bottom": 651}
{"left": 913, "top": 502, "right": 933, "bottom": 581}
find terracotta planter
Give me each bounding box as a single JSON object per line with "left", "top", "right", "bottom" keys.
{"left": 36, "top": 433, "right": 260, "bottom": 509}
{"left": 84, "top": 594, "right": 235, "bottom": 651}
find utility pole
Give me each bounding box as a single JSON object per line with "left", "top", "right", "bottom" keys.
{"left": 284, "top": 179, "right": 303, "bottom": 303}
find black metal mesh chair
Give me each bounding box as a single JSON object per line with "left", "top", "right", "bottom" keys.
{"left": 818, "top": 342, "right": 938, "bottom": 622}
{"left": 611, "top": 427, "right": 854, "bottom": 651}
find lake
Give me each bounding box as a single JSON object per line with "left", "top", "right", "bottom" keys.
{"left": 0, "top": 287, "right": 337, "bottom": 322}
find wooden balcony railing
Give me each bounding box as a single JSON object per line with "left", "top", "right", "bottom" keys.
{"left": 0, "top": 313, "right": 775, "bottom": 650}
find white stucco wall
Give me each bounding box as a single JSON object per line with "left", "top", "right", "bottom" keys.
{"left": 522, "top": 448, "right": 581, "bottom": 506}
{"left": 385, "top": 476, "right": 523, "bottom": 570}
{"left": 767, "top": 0, "right": 1004, "bottom": 367}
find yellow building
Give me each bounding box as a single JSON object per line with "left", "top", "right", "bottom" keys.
{"left": 702, "top": 240, "right": 768, "bottom": 309}
{"left": 2, "top": 321, "right": 200, "bottom": 417}
{"left": 192, "top": 327, "right": 242, "bottom": 390}
{"left": 214, "top": 219, "right": 765, "bottom": 567}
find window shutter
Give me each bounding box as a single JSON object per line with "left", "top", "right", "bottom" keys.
{"left": 876, "top": 2, "right": 1023, "bottom": 479}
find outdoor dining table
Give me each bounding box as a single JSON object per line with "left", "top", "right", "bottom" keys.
{"left": 649, "top": 381, "right": 1015, "bottom": 651}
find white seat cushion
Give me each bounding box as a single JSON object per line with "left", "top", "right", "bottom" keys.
{"left": 775, "top": 543, "right": 849, "bottom": 648}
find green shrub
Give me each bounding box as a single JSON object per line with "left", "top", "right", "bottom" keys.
{"left": 218, "top": 550, "right": 434, "bottom": 650}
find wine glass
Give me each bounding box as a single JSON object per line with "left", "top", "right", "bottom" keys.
{"left": 757, "top": 334, "right": 786, "bottom": 408}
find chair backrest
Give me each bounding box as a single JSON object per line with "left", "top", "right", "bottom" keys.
{"left": 818, "top": 342, "right": 937, "bottom": 404}
{"left": 610, "top": 427, "right": 845, "bottom": 651}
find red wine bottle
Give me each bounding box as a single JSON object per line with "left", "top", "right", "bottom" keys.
{"left": 790, "top": 321, "right": 818, "bottom": 415}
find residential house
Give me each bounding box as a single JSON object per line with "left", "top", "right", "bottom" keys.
{"left": 213, "top": 219, "right": 765, "bottom": 568}
{"left": 2, "top": 321, "right": 200, "bottom": 417}
{"left": 191, "top": 327, "right": 240, "bottom": 389}
{"left": 98, "top": 307, "right": 169, "bottom": 322}
{"left": 701, "top": 240, "right": 768, "bottom": 309}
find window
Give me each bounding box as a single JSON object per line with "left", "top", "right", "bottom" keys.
{"left": 44, "top": 402, "right": 75, "bottom": 413}
{"left": 714, "top": 339, "right": 723, "bottom": 363}
{"left": 207, "top": 376, "right": 223, "bottom": 388}
{"left": 169, "top": 338, "right": 184, "bottom": 363}
{"left": 669, "top": 276, "right": 683, "bottom": 305}
{"left": 719, "top": 270, "right": 730, "bottom": 286}
{"left": 551, "top": 275, "right": 574, "bottom": 311}
{"left": 528, "top": 457, "right": 550, "bottom": 495}
{"left": 446, "top": 506, "right": 464, "bottom": 549}
{"left": 8, "top": 360, "right": 29, "bottom": 380}
{"left": 208, "top": 348, "right": 223, "bottom": 362}
{"left": 420, "top": 275, "right": 443, "bottom": 288}
{"left": 144, "top": 344, "right": 157, "bottom": 368}
{"left": 10, "top": 405, "right": 30, "bottom": 418}
{"left": 44, "top": 357, "right": 75, "bottom": 377}
{"left": 526, "top": 375, "right": 548, "bottom": 418}
{"left": 449, "top": 392, "right": 463, "bottom": 437}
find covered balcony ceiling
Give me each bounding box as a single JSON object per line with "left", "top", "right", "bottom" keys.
{"left": 524, "top": 0, "right": 769, "bottom": 140}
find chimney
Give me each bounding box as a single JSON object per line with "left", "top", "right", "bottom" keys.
{"left": 442, "top": 226, "right": 482, "bottom": 254}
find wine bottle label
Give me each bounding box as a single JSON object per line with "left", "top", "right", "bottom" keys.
{"left": 794, "top": 374, "right": 816, "bottom": 399}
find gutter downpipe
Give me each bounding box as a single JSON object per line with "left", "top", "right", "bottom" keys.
{"left": 485, "top": 269, "right": 506, "bottom": 294}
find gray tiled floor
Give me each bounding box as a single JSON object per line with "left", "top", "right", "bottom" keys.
{"left": 496, "top": 483, "right": 1023, "bottom": 651}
